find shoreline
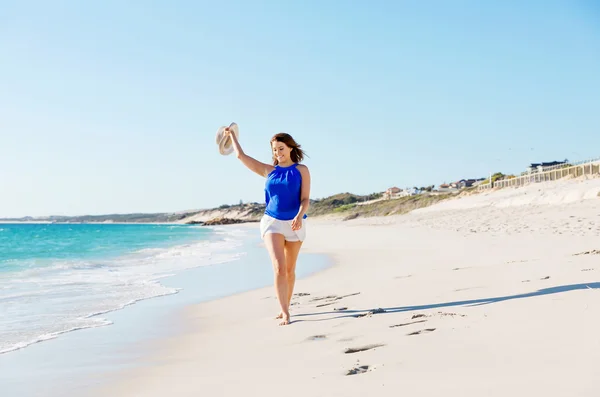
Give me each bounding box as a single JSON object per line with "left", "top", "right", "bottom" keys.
{"left": 0, "top": 223, "right": 332, "bottom": 397}
{"left": 92, "top": 179, "right": 600, "bottom": 397}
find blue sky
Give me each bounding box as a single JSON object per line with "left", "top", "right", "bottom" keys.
{"left": 1, "top": 0, "right": 599, "bottom": 217}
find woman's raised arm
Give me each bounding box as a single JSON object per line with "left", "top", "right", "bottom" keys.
{"left": 225, "top": 127, "right": 274, "bottom": 178}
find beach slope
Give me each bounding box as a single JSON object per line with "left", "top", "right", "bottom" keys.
{"left": 95, "top": 179, "right": 600, "bottom": 397}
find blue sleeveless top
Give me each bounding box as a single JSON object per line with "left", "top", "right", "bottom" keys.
{"left": 264, "top": 163, "right": 308, "bottom": 221}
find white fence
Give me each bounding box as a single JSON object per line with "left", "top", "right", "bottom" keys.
{"left": 478, "top": 181, "right": 492, "bottom": 190}
{"left": 478, "top": 158, "right": 600, "bottom": 191}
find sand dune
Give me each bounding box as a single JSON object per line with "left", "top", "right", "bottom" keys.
{"left": 419, "top": 177, "right": 600, "bottom": 212}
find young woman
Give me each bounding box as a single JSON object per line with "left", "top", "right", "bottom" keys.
{"left": 223, "top": 128, "right": 311, "bottom": 326}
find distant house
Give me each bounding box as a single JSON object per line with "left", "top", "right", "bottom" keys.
{"left": 383, "top": 187, "right": 402, "bottom": 200}
{"left": 438, "top": 184, "right": 451, "bottom": 192}
{"left": 527, "top": 160, "right": 567, "bottom": 173}
{"left": 444, "top": 178, "right": 486, "bottom": 190}
{"left": 438, "top": 179, "right": 475, "bottom": 192}
{"left": 454, "top": 178, "right": 483, "bottom": 189}
{"left": 398, "top": 187, "right": 420, "bottom": 197}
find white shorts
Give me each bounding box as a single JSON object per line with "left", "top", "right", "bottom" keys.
{"left": 260, "top": 214, "right": 306, "bottom": 242}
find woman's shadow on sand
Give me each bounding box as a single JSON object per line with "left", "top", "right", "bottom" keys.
{"left": 291, "top": 282, "right": 600, "bottom": 323}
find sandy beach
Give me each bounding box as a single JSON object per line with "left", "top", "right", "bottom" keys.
{"left": 94, "top": 178, "right": 600, "bottom": 397}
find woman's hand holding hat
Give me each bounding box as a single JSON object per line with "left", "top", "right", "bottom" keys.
{"left": 215, "top": 122, "right": 239, "bottom": 156}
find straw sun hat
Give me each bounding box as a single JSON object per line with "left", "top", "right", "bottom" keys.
{"left": 215, "top": 122, "right": 239, "bottom": 156}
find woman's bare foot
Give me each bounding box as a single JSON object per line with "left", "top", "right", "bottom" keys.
{"left": 275, "top": 311, "right": 283, "bottom": 319}
{"left": 279, "top": 313, "right": 290, "bottom": 326}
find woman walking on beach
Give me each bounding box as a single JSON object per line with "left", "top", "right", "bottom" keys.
{"left": 223, "top": 128, "right": 311, "bottom": 326}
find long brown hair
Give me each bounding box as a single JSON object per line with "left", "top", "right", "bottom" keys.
{"left": 270, "top": 133, "right": 306, "bottom": 165}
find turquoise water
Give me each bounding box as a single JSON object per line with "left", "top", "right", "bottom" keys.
{"left": 0, "top": 222, "right": 332, "bottom": 397}
{"left": 0, "top": 223, "right": 246, "bottom": 354}
{"left": 0, "top": 223, "right": 212, "bottom": 272}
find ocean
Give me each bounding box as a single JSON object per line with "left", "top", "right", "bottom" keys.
{"left": 0, "top": 222, "right": 330, "bottom": 397}
{"left": 0, "top": 223, "right": 244, "bottom": 355}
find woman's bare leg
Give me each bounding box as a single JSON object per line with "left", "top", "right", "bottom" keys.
{"left": 264, "top": 233, "right": 291, "bottom": 325}
{"left": 275, "top": 240, "right": 303, "bottom": 319}
{"left": 285, "top": 240, "right": 303, "bottom": 308}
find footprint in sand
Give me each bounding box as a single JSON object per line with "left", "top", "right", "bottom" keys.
{"left": 312, "top": 292, "right": 361, "bottom": 307}
{"left": 316, "top": 302, "right": 336, "bottom": 308}
{"left": 438, "top": 311, "right": 466, "bottom": 317}
{"left": 345, "top": 365, "right": 371, "bottom": 376}
{"left": 343, "top": 344, "right": 385, "bottom": 354}
{"left": 355, "top": 308, "right": 386, "bottom": 318}
{"left": 407, "top": 328, "right": 436, "bottom": 336}
{"left": 306, "top": 335, "right": 327, "bottom": 341}
{"left": 390, "top": 319, "right": 427, "bottom": 328}
{"left": 311, "top": 295, "right": 338, "bottom": 302}
{"left": 454, "top": 287, "right": 478, "bottom": 292}
{"left": 573, "top": 249, "right": 600, "bottom": 256}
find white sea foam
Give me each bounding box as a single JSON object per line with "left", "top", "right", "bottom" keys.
{"left": 0, "top": 227, "right": 249, "bottom": 355}
{"left": 0, "top": 319, "right": 114, "bottom": 355}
